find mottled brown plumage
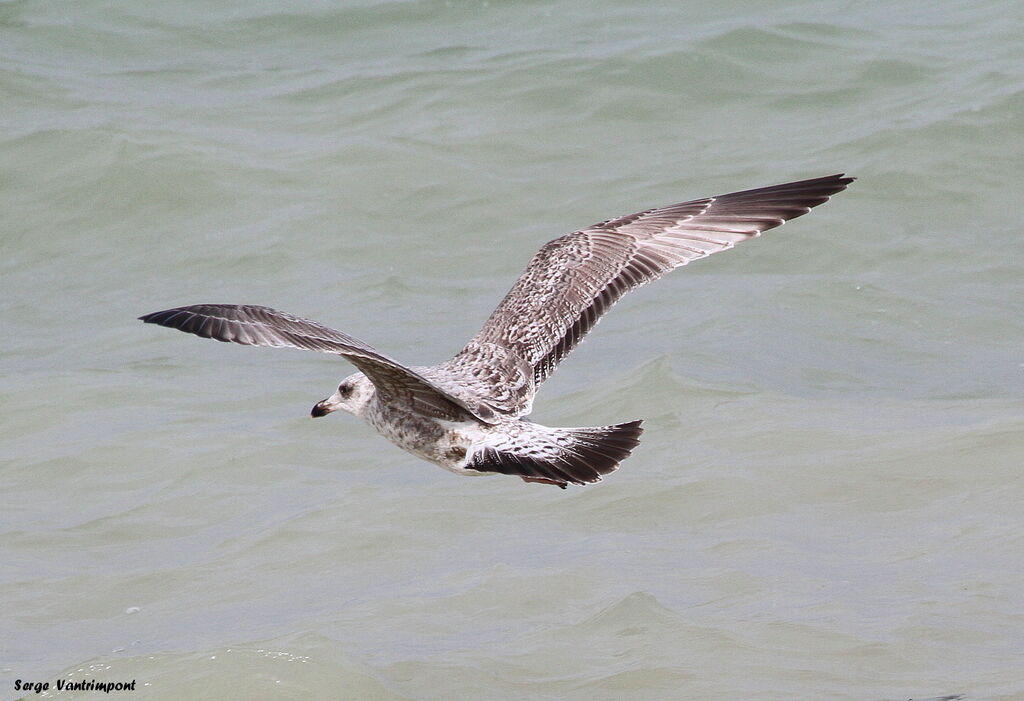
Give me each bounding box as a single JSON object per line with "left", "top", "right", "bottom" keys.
{"left": 459, "top": 174, "right": 853, "bottom": 410}
{"left": 140, "top": 173, "right": 853, "bottom": 487}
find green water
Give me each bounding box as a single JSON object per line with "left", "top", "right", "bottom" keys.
{"left": 2, "top": 1, "right": 1023, "bottom": 699}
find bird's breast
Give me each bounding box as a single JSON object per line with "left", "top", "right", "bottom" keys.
{"left": 363, "top": 399, "right": 464, "bottom": 465}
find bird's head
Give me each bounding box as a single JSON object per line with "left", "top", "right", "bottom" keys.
{"left": 311, "top": 372, "right": 373, "bottom": 418}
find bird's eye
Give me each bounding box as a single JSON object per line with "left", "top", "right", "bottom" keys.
{"left": 338, "top": 383, "right": 353, "bottom": 398}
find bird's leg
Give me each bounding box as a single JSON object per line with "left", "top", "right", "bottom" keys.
{"left": 520, "top": 476, "right": 568, "bottom": 489}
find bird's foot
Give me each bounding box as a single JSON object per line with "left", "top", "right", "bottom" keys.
{"left": 520, "top": 476, "right": 568, "bottom": 489}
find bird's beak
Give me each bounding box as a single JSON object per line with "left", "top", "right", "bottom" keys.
{"left": 311, "top": 398, "right": 339, "bottom": 418}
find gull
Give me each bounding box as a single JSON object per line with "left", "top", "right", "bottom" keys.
{"left": 140, "top": 173, "right": 853, "bottom": 488}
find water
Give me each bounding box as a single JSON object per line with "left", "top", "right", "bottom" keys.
{"left": 2, "top": 0, "right": 1023, "bottom": 698}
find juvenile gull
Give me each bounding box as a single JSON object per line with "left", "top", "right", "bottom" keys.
{"left": 140, "top": 173, "right": 853, "bottom": 488}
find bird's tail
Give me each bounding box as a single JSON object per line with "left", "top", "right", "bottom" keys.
{"left": 465, "top": 419, "right": 644, "bottom": 488}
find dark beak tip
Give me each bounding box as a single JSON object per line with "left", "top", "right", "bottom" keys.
{"left": 311, "top": 404, "right": 328, "bottom": 418}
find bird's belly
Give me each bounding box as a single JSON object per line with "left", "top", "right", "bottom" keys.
{"left": 364, "top": 402, "right": 477, "bottom": 470}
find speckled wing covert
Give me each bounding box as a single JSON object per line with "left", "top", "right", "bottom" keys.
{"left": 138, "top": 304, "right": 499, "bottom": 423}
{"left": 456, "top": 173, "right": 854, "bottom": 412}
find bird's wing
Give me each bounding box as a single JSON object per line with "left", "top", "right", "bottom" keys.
{"left": 139, "top": 304, "right": 499, "bottom": 423}
{"left": 456, "top": 173, "right": 853, "bottom": 405}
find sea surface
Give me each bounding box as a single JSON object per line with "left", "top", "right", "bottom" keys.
{"left": 2, "top": 0, "right": 1023, "bottom": 699}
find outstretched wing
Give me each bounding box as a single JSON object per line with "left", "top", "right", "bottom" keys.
{"left": 457, "top": 173, "right": 853, "bottom": 403}
{"left": 139, "top": 304, "right": 498, "bottom": 423}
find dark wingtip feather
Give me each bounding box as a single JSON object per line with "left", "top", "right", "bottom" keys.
{"left": 139, "top": 308, "right": 185, "bottom": 326}
{"left": 801, "top": 172, "right": 856, "bottom": 197}
{"left": 820, "top": 172, "right": 856, "bottom": 192}
{"left": 138, "top": 306, "right": 228, "bottom": 343}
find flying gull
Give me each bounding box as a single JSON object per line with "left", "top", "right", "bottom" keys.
{"left": 140, "top": 173, "right": 853, "bottom": 488}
